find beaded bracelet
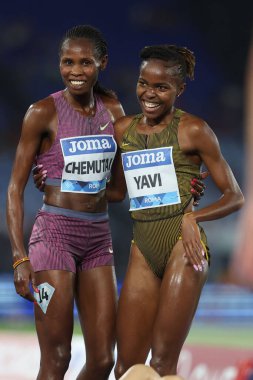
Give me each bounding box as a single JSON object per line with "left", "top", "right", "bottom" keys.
{"left": 13, "top": 257, "right": 30, "bottom": 270}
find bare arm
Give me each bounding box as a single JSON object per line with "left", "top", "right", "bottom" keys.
{"left": 99, "top": 97, "right": 128, "bottom": 202}
{"left": 6, "top": 99, "right": 53, "bottom": 301}
{"left": 179, "top": 116, "right": 244, "bottom": 268}
{"left": 186, "top": 119, "right": 244, "bottom": 221}
{"left": 105, "top": 116, "right": 131, "bottom": 202}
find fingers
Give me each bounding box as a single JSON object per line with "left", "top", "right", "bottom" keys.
{"left": 190, "top": 188, "right": 201, "bottom": 199}
{"left": 181, "top": 215, "right": 206, "bottom": 271}
{"left": 26, "top": 292, "right": 37, "bottom": 303}
{"left": 32, "top": 164, "right": 43, "bottom": 175}
{"left": 191, "top": 178, "right": 206, "bottom": 193}
{"left": 191, "top": 188, "right": 202, "bottom": 207}
{"left": 15, "top": 265, "right": 38, "bottom": 303}
{"left": 200, "top": 171, "right": 209, "bottom": 180}
{"left": 181, "top": 213, "right": 207, "bottom": 272}
{"left": 184, "top": 241, "right": 206, "bottom": 272}
{"left": 32, "top": 164, "right": 47, "bottom": 191}
{"left": 18, "top": 288, "right": 36, "bottom": 303}
{"left": 32, "top": 280, "right": 39, "bottom": 294}
{"left": 38, "top": 173, "right": 47, "bottom": 191}
{"left": 190, "top": 178, "right": 205, "bottom": 206}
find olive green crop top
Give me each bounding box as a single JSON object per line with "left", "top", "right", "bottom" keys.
{"left": 120, "top": 109, "right": 201, "bottom": 221}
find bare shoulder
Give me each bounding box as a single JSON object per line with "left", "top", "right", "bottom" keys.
{"left": 100, "top": 93, "right": 125, "bottom": 122}
{"left": 24, "top": 95, "right": 56, "bottom": 123}
{"left": 21, "top": 95, "right": 57, "bottom": 138}
{"left": 114, "top": 115, "right": 136, "bottom": 144}
{"left": 114, "top": 115, "right": 135, "bottom": 132}
{"left": 179, "top": 110, "right": 218, "bottom": 152}
{"left": 180, "top": 111, "right": 209, "bottom": 134}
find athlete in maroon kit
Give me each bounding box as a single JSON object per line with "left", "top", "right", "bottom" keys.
{"left": 7, "top": 25, "right": 125, "bottom": 380}
{"left": 29, "top": 90, "right": 116, "bottom": 273}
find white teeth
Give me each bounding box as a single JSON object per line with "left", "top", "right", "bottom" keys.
{"left": 70, "top": 80, "right": 84, "bottom": 85}
{"left": 144, "top": 101, "right": 159, "bottom": 108}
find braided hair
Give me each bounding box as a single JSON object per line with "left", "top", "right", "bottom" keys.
{"left": 140, "top": 44, "right": 196, "bottom": 81}
{"left": 59, "top": 25, "right": 117, "bottom": 98}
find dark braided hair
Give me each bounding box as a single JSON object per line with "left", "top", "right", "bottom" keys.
{"left": 140, "top": 44, "right": 196, "bottom": 81}
{"left": 59, "top": 25, "right": 117, "bottom": 98}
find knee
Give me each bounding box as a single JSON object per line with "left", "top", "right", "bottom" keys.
{"left": 114, "top": 360, "right": 130, "bottom": 380}
{"left": 84, "top": 351, "right": 114, "bottom": 378}
{"left": 97, "top": 353, "right": 115, "bottom": 375}
{"left": 77, "top": 354, "right": 114, "bottom": 380}
{"left": 47, "top": 344, "right": 71, "bottom": 374}
{"left": 150, "top": 354, "right": 177, "bottom": 376}
{"left": 150, "top": 355, "right": 163, "bottom": 375}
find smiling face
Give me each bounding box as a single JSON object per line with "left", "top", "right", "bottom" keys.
{"left": 59, "top": 37, "right": 107, "bottom": 97}
{"left": 136, "top": 58, "right": 185, "bottom": 124}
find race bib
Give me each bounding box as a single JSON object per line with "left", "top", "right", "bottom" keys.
{"left": 122, "top": 147, "right": 181, "bottom": 210}
{"left": 34, "top": 282, "right": 55, "bottom": 314}
{"left": 60, "top": 135, "right": 116, "bottom": 193}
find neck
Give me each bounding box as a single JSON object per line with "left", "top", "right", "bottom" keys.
{"left": 144, "top": 107, "right": 175, "bottom": 128}
{"left": 64, "top": 89, "right": 96, "bottom": 116}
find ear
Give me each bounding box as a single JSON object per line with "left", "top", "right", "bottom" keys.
{"left": 177, "top": 82, "right": 186, "bottom": 98}
{"left": 100, "top": 54, "right": 108, "bottom": 71}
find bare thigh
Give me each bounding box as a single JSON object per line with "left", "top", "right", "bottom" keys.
{"left": 75, "top": 265, "right": 118, "bottom": 366}
{"left": 116, "top": 243, "right": 161, "bottom": 368}
{"left": 150, "top": 239, "right": 208, "bottom": 374}
{"left": 34, "top": 270, "right": 75, "bottom": 360}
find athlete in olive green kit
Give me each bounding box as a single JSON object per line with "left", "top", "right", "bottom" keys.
{"left": 113, "top": 44, "right": 244, "bottom": 378}
{"left": 120, "top": 109, "right": 209, "bottom": 278}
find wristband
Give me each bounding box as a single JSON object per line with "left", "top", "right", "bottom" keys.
{"left": 13, "top": 257, "right": 30, "bottom": 270}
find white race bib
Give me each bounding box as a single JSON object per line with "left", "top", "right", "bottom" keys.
{"left": 122, "top": 147, "right": 181, "bottom": 210}
{"left": 60, "top": 135, "right": 116, "bottom": 193}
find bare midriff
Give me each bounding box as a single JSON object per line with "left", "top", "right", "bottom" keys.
{"left": 43, "top": 185, "right": 108, "bottom": 213}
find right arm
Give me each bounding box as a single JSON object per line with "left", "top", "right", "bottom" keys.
{"left": 106, "top": 115, "right": 134, "bottom": 202}
{"left": 6, "top": 99, "right": 53, "bottom": 301}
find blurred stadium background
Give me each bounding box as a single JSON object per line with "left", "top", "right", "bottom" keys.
{"left": 0, "top": 1, "right": 253, "bottom": 379}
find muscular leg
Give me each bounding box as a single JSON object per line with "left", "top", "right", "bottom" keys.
{"left": 75, "top": 265, "right": 118, "bottom": 380}
{"left": 34, "top": 270, "right": 75, "bottom": 380}
{"left": 115, "top": 243, "right": 161, "bottom": 379}
{"left": 150, "top": 239, "right": 208, "bottom": 375}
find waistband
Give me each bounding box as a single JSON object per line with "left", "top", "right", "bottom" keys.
{"left": 41, "top": 204, "right": 109, "bottom": 221}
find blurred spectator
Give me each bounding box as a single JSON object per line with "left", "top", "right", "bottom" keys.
{"left": 235, "top": 359, "right": 253, "bottom": 380}
{"left": 119, "top": 364, "right": 184, "bottom": 380}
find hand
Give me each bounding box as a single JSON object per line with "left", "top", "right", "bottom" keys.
{"left": 32, "top": 164, "right": 47, "bottom": 192}
{"left": 190, "top": 171, "right": 209, "bottom": 206}
{"left": 14, "top": 260, "right": 37, "bottom": 303}
{"left": 181, "top": 213, "right": 206, "bottom": 271}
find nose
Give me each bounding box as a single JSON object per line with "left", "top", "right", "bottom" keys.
{"left": 145, "top": 86, "right": 156, "bottom": 97}
{"left": 71, "top": 64, "right": 83, "bottom": 75}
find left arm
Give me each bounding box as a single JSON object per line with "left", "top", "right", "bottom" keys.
{"left": 187, "top": 121, "right": 244, "bottom": 221}
{"left": 180, "top": 117, "right": 244, "bottom": 267}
